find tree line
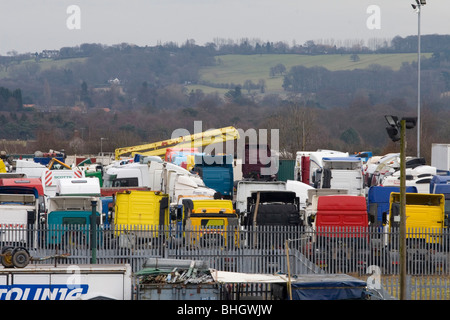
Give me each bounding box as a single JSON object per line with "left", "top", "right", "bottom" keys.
{"left": 0, "top": 35, "right": 449, "bottom": 163}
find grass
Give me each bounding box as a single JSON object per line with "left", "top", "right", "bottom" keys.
{"left": 193, "top": 53, "right": 433, "bottom": 94}
{"left": 0, "top": 57, "right": 88, "bottom": 79}
{"left": 353, "top": 274, "right": 450, "bottom": 300}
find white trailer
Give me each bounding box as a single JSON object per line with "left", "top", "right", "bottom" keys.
{"left": 0, "top": 264, "right": 132, "bottom": 300}
{"left": 431, "top": 143, "right": 450, "bottom": 171}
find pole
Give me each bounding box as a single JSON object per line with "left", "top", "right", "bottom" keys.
{"left": 285, "top": 239, "right": 292, "bottom": 300}
{"left": 90, "top": 199, "right": 98, "bottom": 264}
{"left": 399, "top": 119, "right": 407, "bottom": 300}
{"left": 417, "top": 3, "right": 421, "bottom": 158}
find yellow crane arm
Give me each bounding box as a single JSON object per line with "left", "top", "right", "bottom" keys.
{"left": 115, "top": 126, "right": 240, "bottom": 160}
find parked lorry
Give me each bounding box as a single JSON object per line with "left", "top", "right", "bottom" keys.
{"left": 430, "top": 175, "right": 450, "bottom": 194}
{"left": 381, "top": 164, "right": 436, "bottom": 194}
{"left": 0, "top": 177, "right": 45, "bottom": 213}
{"left": 176, "top": 198, "right": 239, "bottom": 247}
{"left": 113, "top": 190, "right": 170, "bottom": 248}
{"left": 367, "top": 186, "right": 418, "bottom": 228}
{"left": 387, "top": 193, "right": 447, "bottom": 244}
{"left": 0, "top": 264, "right": 132, "bottom": 300}
{"left": 242, "top": 144, "right": 277, "bottom": 180}
{"left": 432, "top": 184, "right": 450, "bottom": 218}
{"left": 0, "top": 186, "right": 41, "bottom": 249}
{"left": 45, "top": 178, "right": 102, "bottom": 246}
{"left": 385, "top": 192, "right": 447, "bottom": 271}
{"left": 102, "top": 159, "right": 216, "bottom": 205}
{"left": 244, "top": 191, "right": 301, "bottom": 227}
{"left": 302, "top": 189, "right": 348, "bottom": 229}
{"left": 314, "top": 195, "right": 368, "bottom": 235}
{"left": 295, "top": 150, "right": 348, "bottom": 185}
{"left": 41, "top": 167, "right": 85, "bottom": 198}
{"left": 312, "top": 195, "right": 369, "bottom": 272}
{"left": 312, "top": 157, "right": 364, "bottom": 196}
{"left": 235, "top": 180, "right": 286, "bottom": 218}
{"left": 192, "top": 154, "right": 234, "bottom": 199}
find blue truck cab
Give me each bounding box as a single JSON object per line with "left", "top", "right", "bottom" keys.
{"left": 193, "top": 154, "right": 234, "bottom": 199}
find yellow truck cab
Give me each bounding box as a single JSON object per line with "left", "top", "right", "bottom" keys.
{"left": 180, "top": 198, "right": 239, "bottom": 247}
{"left": 113, "top": 190, "right": 169, "bottom": 247}
{"left": 388, "top": 192, "right": 447, "bottom": 244}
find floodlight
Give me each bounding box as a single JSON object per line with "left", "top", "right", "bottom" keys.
{"left": 402, "top": 117, "right": 417, "bottom": 129}
{"left": 384, "top": 115, "right": 399, "bottom": 127}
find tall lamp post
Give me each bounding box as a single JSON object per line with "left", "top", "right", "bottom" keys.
{"left": 385, "top": 115, "right": 417, "bottom": 300}
{"left": 411, "top": 0, "right": 426, "bottom": 157}
{"left": 100, "top": 137, "right": 107, "bottom": 164}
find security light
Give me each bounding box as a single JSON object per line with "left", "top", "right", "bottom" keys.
{"left": 402, "top": 117, "right": 417, "bottom": 129}
{"left": 385, "top": 115, "right": 399, "bottom": 127}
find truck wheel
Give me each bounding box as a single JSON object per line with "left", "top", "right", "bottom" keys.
{"left": 12, "top": 249, "right": 30, "bottom": 268}
{"left": 1, "top": 247, "right": 14, "bottom": 268}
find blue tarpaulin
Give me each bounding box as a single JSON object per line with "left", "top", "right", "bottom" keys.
{"left": 290, "top": 274, "right": 367, "bottom": 300}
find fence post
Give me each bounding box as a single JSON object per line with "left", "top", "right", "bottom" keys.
{"left": 90, "top": 198, "right": 97, "bottom": 264}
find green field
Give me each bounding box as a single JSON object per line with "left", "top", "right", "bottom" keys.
{"left": 0, "top": 57, "right": 87, "bottom": 79}
{"left": 193, "top": 53, "right": 432, "bottom": 94}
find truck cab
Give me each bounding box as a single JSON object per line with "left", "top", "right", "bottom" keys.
{"left": 0, "top": 186, "right": 40, "bottom": 249}
{"left": 244, "top": 191, "right": 301, "bottom": 227}
{"left": 177, "top": 198, "right": 239, "bottom": 247}
{"left": 46, "top": 178, "right": 102, "bottom": 246}
{"left": 388, "top": 193, "right": 447, "bottom": 244}
{"left": 313, "top": 157, "right": 364, "bottom": 196}
{"left": 192, "top": 154, "right": 234, "bottom": 199}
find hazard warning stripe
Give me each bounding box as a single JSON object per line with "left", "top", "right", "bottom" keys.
{"left": 44, "top": 170, "right": 52, "bottom": 186}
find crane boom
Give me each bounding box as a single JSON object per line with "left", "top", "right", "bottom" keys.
{"left": 114, "top": 126, "right": 240, "bottom": 160}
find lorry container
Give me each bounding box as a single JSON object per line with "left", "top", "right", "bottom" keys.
{"left": 0, "top": 264, "right": 132, "bottom": 300}
{"left": 242, "top": 144, "right": 277, "bottom": 180}
{"left": 277, "top": 159, "right": 295, "bottom": 182}
{"left": 193, "top": 154, "right": 234, "bottom": 199}
{"left": 431, "top": 143, "right": 450, "bottom": 171}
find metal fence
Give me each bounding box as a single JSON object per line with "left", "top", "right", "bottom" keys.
{"left": 3, "top": 224, "right": 450, "bottom": 299}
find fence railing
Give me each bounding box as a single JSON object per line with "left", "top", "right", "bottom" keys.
{"left": 3, "top": 225, "right": 450, "bottom": 277}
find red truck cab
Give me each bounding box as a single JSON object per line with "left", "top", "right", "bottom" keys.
{"left": 315, "top": 195, "right": 368, "bottom": 237}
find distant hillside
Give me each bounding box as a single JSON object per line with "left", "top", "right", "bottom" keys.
{"left": 190, "top": 53, "right": 432, "bottom": 95}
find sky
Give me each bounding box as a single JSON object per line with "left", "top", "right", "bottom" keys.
{"left": 0, "top": 0, "right": 449, "bottom": 55}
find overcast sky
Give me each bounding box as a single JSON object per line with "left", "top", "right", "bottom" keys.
{"left": 0, "top": 0, "right": 448, "bottom": 55}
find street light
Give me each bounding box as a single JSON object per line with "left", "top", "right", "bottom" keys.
{"left": 411, "top": 0, "right": 426, "bottom": 157}
{"left": 100, "top": 137, "right": 107, "bottom": 163}
{"left": 385, "top": 115, "right": 417, "bottom": 300}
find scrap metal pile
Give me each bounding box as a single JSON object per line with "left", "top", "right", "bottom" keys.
{"left": 136, "top": 258, "right": 215, "bottom": 285}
